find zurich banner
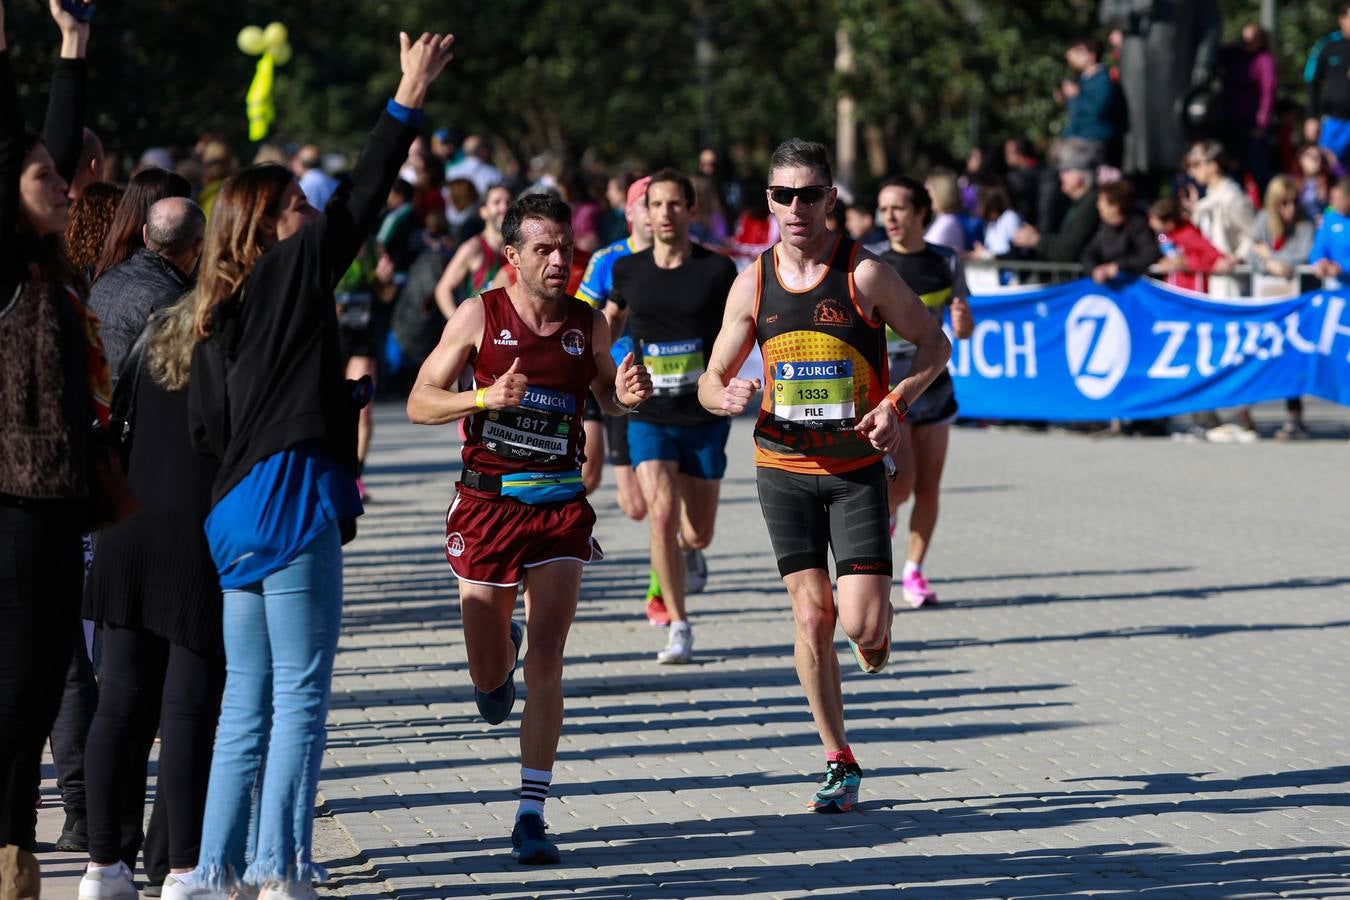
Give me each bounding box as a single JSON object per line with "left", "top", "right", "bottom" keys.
{"left": 950, "top": 278, "right": 1350, "bottom": 421}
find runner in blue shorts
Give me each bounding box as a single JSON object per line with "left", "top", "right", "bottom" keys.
{"left": 611, "top": 169, "right": 738, "bottom": 663}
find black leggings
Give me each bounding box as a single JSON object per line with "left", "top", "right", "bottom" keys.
{"left": 85, "top": 625, "right": 223, "bottom": 868}
{"left": 0, "top": 500, "right": 82, "bottom": 848}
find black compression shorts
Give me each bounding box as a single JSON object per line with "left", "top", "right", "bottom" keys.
{"left": 583, "top": 393, "right": 604, "bottom": 423}
{"left": 755, "top": 462, "right": 892, "bottom": 579}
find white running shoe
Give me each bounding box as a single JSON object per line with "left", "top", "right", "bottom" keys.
{"left": 657, "top": 621, "right": 693, "bottom": 664}
{"left": 159, "top": 872, "right": 232, "bottom": 900}
{"left": 683, "top": 548, "right": 708, "bottom": 594}
{"left": 78, "top": 862, "right": 138, "bottom": 899}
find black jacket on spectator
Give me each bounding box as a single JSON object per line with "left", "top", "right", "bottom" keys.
{"left": 89, "top": 248, "right": 192, "bottom": 383}
{"left": 1080, "top": 212, "right": 1162, "bottom": 276}
{"left": 1039, "top": 188, "right": 1101, "bottom": 264}
{"left": 188, "top": 112, "right": 417, "bottom": 506}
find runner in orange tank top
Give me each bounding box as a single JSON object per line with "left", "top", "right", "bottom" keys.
{"left": 697, "top": 139, "right": 950, "bottom": 813}
{"left": 407, "top": 194, "right": 651, "bottom": 864}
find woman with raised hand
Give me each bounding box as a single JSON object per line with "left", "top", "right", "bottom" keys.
{"left": 174, "top": 30, "right": 456, "bottom": 900}
{"left": 0, "top": 1, "right": 102, "bottom": 896}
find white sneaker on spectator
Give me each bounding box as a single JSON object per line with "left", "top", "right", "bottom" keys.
{"left": 1205, "top": 423, "right": 1257, "bottom": 444}
{"left": 159, "top": 871, "right": 231, "bottom": 900}
{"left": 258, "top": 883, "right": 319, "bottom": 900}
{"left": 78, "top": 861, "right": 138, "bottom": 899}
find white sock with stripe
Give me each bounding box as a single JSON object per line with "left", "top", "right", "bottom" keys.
{"left": 517, "top": 767, "right": 552, "bottom": 819}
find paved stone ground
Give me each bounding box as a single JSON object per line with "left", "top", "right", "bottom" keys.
{"left": 40, "top": 400, "right": 1350, "bottom": 899}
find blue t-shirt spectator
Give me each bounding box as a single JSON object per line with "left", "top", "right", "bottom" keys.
{"left": 1309, "top": 208, "right": 1350, "bottom": 269}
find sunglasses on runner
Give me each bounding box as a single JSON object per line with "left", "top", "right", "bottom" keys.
{"left": 768, "top": 185, "right": 832, "bottom": 205}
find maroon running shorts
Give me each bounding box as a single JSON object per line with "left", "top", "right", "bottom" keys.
{"left": 444, "top": 486, "right": 603, "bottom": 587}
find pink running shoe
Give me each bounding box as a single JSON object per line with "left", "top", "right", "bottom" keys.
{"left": 645, "top": 595, "right": 671, "bottom": 627}
{"left": 901, "top": 571, "right": 938, "bottom": 608}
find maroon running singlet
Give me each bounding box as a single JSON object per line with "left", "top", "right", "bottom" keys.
{"left": 447, "top": 288, "right": 603, "bottom": 586}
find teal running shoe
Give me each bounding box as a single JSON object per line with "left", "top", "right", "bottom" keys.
{"left": 808, "top": 761, "right": 862, "bottom": 813}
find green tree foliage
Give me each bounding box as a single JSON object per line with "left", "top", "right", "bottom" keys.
{"left": 2, "top": 1, "right": 1339, "bottom": 178}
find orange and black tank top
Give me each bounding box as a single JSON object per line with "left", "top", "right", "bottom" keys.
{"left": 752, "top": 237, "right": 887, "bottom": 475}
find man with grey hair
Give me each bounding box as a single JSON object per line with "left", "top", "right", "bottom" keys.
{"left": 90, "top": 196, "right": 206, "bottom": 379}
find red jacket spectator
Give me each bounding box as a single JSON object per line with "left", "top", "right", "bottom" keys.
{"left": 1161, "top": 222, "right": 1225, "bottom": 292}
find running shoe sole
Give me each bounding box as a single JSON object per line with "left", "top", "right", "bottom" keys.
{"left": 848, "top": 632, "right": 890, "bottom": 674}
{"left": 512, "top": 841, "right": 561, "bottom": 865}
{"left": 808, "top": 779, "right": 861, "bottom": 813}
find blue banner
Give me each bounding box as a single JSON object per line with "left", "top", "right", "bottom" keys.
{"left": 950, "top": 278, "right": 1350, "bottom": 421}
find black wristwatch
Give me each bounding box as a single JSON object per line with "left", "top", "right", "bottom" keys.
{"left": 889, "top": 394, "right": 909, "bottom": 421}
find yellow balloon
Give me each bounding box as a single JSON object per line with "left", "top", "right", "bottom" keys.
{"left": 270, "top": 42, "right": 293, "bottom": 66}
{"left": 236, "top": 25, "right": 265, "bottom": 55}
{"left": 263, "top": 22, "right": 289, "bottom": 50}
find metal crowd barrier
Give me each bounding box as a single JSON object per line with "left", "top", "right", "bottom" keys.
{"left": 963, "top": 259, "right": 1327, "bottom": 298}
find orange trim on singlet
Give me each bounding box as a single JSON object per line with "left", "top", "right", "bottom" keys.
{"left": 771, "top": 236, "right": 842, "bottom": 295}
{"left": 751, "top": 255, "right": 764, "bottom": 324}
{"left": 845, "top": 243, "right": 881, "bottom": 327}
{"left": 753, "top": 445, "right": 882, "bottom": 476}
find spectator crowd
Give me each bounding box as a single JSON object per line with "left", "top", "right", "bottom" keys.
{"left": 3, "top": 2, "right": 1348, "bottom": 900}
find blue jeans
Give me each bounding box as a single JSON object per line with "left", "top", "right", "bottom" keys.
{"left": 196, "top": 522, "right": 342, "bottom": 890}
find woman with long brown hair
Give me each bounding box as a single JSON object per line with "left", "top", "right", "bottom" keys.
{"left": 174, "top": 31, "right": 456, "bottom": 900}
{"left": 66, "top": 180, "right": 123, "bottom": 275}
{"left": 0, "top": 2, "right": 103, "bottom": 895}
{"left": 91, "top": 167, "right": 191, "bottom": 281}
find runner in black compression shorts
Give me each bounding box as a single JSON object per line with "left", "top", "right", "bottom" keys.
{"left": 698, "top": 140, "right": 950, "bottom": 813}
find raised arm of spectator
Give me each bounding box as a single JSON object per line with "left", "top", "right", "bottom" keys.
{"left": 1, "top": 1, "right": 21, "bottom": 301}
{"left": 42, "top": 0, "right": 89, "bottom": 185}
{"left": 311, "top": 32, "right": 455, "bottom": 294}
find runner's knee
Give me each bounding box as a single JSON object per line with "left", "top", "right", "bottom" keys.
{"left": 523, "top": 645, "right": 564, "bottom": 686}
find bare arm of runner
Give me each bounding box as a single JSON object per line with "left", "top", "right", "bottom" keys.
{"left": 432, "top": 237, "right": 479, "bottom": 318}
{"left": 852, "top": 252, "right": 951, "bottom": 454}
{"left": 697, "top": 264, "right": 760, "bottom": 416}
{"left": 588, "top": 309, "right": 652, "bottom": 416}
{"left": 949, "top": 252, "right": 975, "bottom": 340}
{"left": 406, "top": 297, "right": 526, "bottom": 425}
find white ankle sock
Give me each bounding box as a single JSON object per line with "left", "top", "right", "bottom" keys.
{"left": 518, "top": 767, "right": 552, "bottom": 819}
{"left": 903, "top": 560, "right": 921, "bottom": 579}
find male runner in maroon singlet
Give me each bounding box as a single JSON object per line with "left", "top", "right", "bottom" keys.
{"left": 407, "top": 193, "right": 651, "bottom": 864}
